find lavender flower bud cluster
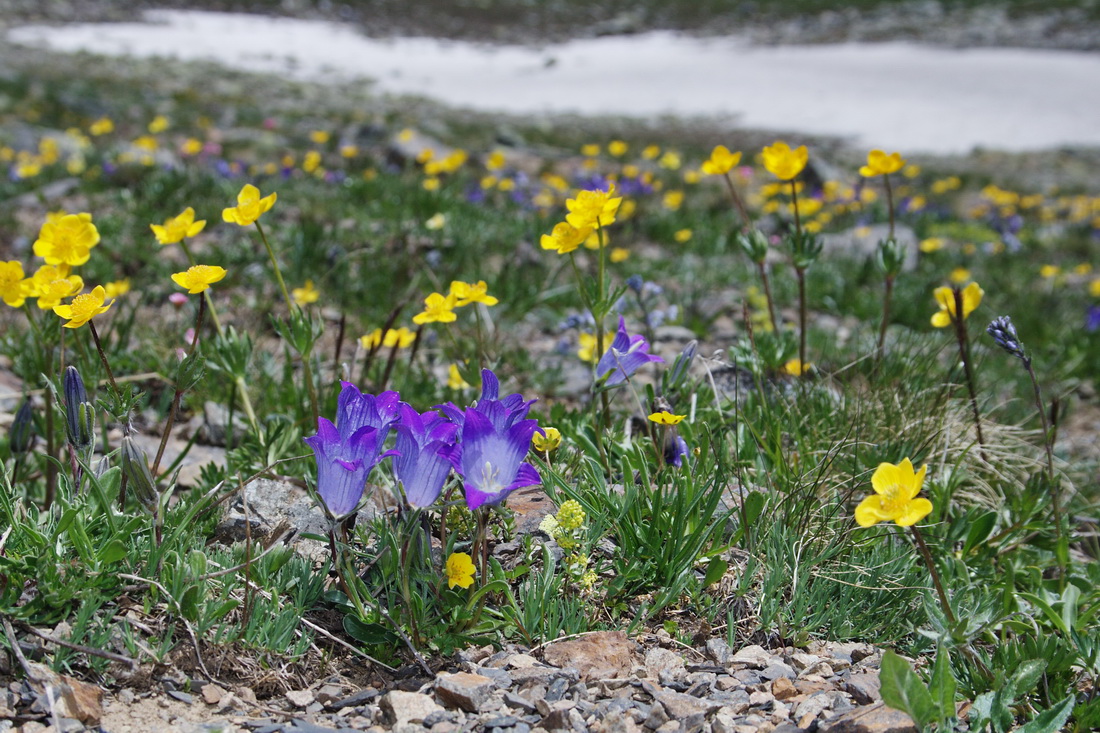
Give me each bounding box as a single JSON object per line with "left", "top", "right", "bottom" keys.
{"left": 986, "top": 316, "right": 1027, "bottom": 362}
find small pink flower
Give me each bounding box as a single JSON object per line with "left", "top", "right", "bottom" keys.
{"left": 184, "top": 328, "right": 197, "bottom": 344}
{"left": 169, "top": 292, "right": 189, "bottom": 308}
{"left": 176, "top": 348, "right": 187, "bottom": 360}
{"left": 263, "top": 118, "right": 277, "bottom": 130}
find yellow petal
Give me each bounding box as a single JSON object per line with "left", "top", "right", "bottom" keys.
{"left": 871, "top": 461, "right": 902, "bottom": 496}
{"left": 894, "top": 497, "right": 933, "bottom": 526}
{"left": 933, "top": 286, "right": 954, "bottom": 311}
{"left": 906, "top": 462, "right": 928, "bottom": 500}
{"left": 930, "top": 310, "right": 952, "bottom": 328}
{"left": 961, "top": 282, "right": 984, "bottom": 316}
{"left": 855, "top": 495, "right": 890, "bottom": 527}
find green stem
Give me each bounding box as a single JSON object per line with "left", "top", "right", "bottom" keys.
{"left": 254, "top": 220, "right": 293, "bottom": 311}
{"left": 877, "top": 275, "right": 895, "bottom": 359}
{"left": 909, "top": 524, "right": 957, "bottom": 626}
{"left": 1024, "top": 357, "right": 1066, "bottom": 587}
{"left": 87, "top": 321, "right": 121, "bottom": 407}
{"left": 951, "top": 289, "right": 987, "bottom": 463}
{"left": 884, "top": 173, "right": 896, "bottom": 241}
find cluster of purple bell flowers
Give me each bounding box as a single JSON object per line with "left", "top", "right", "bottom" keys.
{"left": 305, "top": 369, "right": 544, "bottom": 518}
{"left": 305, "top": 319, "right": 663, "bottom": 519}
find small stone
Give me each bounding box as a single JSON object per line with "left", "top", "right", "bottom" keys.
{"left": 285, "top": 689, "right": 315, "bottom": 708}
{"left": 801, "top": 661, "right": 834, "bottom": 678}
{"left": 789, "top": 653, "right": 821, "bottom": 672}
{"left": 201, "top": 684, "right": 226, "bottom": 705}
{"left": 508, "top": 654, "right": 540, "bottom": 669}
{"left": 382, "top": 690, "right": 445, "bottom": 727}
{"left": 316, "top": 684, "right": 345, "bottom": 705}
{"left": 706, "top": 638, "right": 733, "bottom": 665}
{"left": 167, "top": 690, "right": 193, "bottom": 704}
{"left": 749, "top": 690, "right": 775, "bottom": 709}
{"left": 730, "top": 645, "right": 772, "bottom": 668}
{"left": 654, "top": 721, "right": 680, "bottom": 733}
{"left": 761, "top": 662, "right": 797, "bottom": 681}
{"left": 793, "top": 692, "right": 833, "bottom": 721}
{"left": 771, "top": 677, "right": 798, "bottom": 701}
{"left": 333, "top": 688, "right": 380, "bottom": 709}
{"left": 643, "top": 700, "right": 669, "bottom": 729}
{"left": 644, "top": 648, "right": 686, "bottom": 682}
{"left": 235, "top": 686, "right": 258, "bottom": 705}
{"left": 544, "top": 631, "right": 638, "bottom": 681}
{"left": 504, "top": 690, "right": 539, "bottom": 713}
{"left": 435, "top": 672, "right": 497, "bottom": 713}
{"left": 820, "top": 704, "right": 918, "bottom": 733}
{"left": 843, "top": 674, "right": 882, "bottom": 705}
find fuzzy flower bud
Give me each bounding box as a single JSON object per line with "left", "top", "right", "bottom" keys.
{"left": 120, "top": 432, "right": 158, "bottom": 510}
{"left": 986, "top": 316, "right": 1027, "bottom": 362}
{"left": 63, "top": 366, "right": 95, "bottom": 452}
{"left": 10, "top": 398, "right": 36, "bottom": 455}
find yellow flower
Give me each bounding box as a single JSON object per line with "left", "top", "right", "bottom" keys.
{"left": 949, "top": 267, "right": 971, "bottom": 284}
{"left": 608, "top": 140, "right": 628, "bottom": 157}
{"left": 412, "top": 292, "right": 457, "bottom": 324}
{"left": 151, "top": 207, "right": 206, "bottom": 245}
{"left": 761, "top": 141, "right": 809, "bottom": 181}
{"left": 147, "top": 115, "right": 169, "bottom": 133}
{"left": 222, "top": 184, "right": 277, "bottom": 226}
{"left": 425, "top": 213, "right": 446, "bottom": 230}
{"left": 1073, "top": 263, "right": 1092, "bottom": 275}
{"left": 361, "top": 327, "right": 417, "bottom": 349}
{"left": 674, "top": 229, "right": 693, "bottom": 243}
{"left": 565, "top": 186, "right": 622, "bottom": 230}
{"left": 781, "top": 358, "right": 812, "bottom": 376}
{"left": 292, "top": 279, "right": 320, "bottom": 306}
{"left": 171, "top": 265, "right": 227, "bottom": 294}
{"left": 103, "top": 278, "right": 130, "bottom": 299}
{"left": 0, "top": 260, "right": 30, "bottom": 308}
{"left": 577, "top": 333, "right": 597, "bottom": 363}
{"left": 659, "top": 151, "right": 681, "bottom": 170}
{"left": 540, "top": 221, "right": 592, "bottom": 255}
{"left": 855, "top": 458, "right": 932, "bottom": 527}
{"left": 486, "top": 150, "right": 506, "bottom": 171}
{"left": 532, "top": 427, "right": 562, "bottom": 453}
{"left": 701, "top": 145, "right": 742, "bottom": 176}
{"left": 859, "top": 150, "right": 906, "bottom": 178}
{"left": 1090, "top": 278, "right": 1100, "bottom": 297}
{"left": 29, "top": 265, "right": 84, "bottom": 310}
{"left": 340, "top": 145, "right": 359, "bottom": 158}
{"left": 33, "top": 213, "right": 100, "bottom": 266}
{"left": 53, "top": 285, "right": 112, "bottom": 329}
{"left": 648, "top": 411, "right": 685, "bottom": 426}
{"left": 449, "top": 280, "right": 498, "bottom": 307}
{"left": 931, "top": 282, "right": 983, "bottom": 328}
{"left": 1039, "top": 264, "right": 1061, "bottom": 279}
{"left": 663, "top": 190, "right": 684, "bottom": 211}
{"left": 642, "top": 145, "right": 660, "bottom": 160}
{"left": 445, "top": 552, "right": 476, "bottom": 589}
{"left": 181, "top": 138, "right": 203, "bottom": 156}
{"left": 309, "top": 130, "right": 330, "bottom": 144}
{"left": 580, "top": 143, "right": 600, "bottom": 157}
{"left": 919, "top": 237, "right": 945, "bottom": 253}
{"left": 448, "top": 364, "right": 472, "bottom": 389}
{"left": 302, "top": 150, "right": 322, "bottom": 173}
{"left": 557, "top": 499, "right": 585, "bottom": 530}
{"left": 89, "top": 117, "right": 114, "bottom": 136}
{"left": 609, "top": 247, "right": 629, "bottom": 263}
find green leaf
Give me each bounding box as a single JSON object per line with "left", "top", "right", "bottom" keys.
{"left": 879, "top": 650, "right": 939, "bottom": 729}
{"left": 743, "top": 489, "right": 766, "bottom": 526}
{"left": 1060, "top": 584, "right": 1081, "bottom": 633}
{"left": 95, "top": 539, "right": 128, "bottom": 565}
{"left": 1016, "top": 695, "right": 1076, "bottom": 733}
{"left": 928, "top": 646, "right": 956, "bottom": 722}
{"left": 702, "top": 558, "right": 728, "bottom": 589}
{"left": 342, "top": 615, "right": 398, "bottom": 646}
{"left": 963, "top": 510, "right": 998, "bottom": 554}
{"left": 969, "top": 691, "right": 994, "bottom": 733}
{"left": 1011, "top": 659, "right": 1047, "bottom": 695}
{"left": 1020, "top": 592, "right": 1069, "bottom": 634}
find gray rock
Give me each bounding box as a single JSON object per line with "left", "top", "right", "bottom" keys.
{"left": 705, "top": 639, "right": 732, "bottom": 665}
{"left": 843, "top": 674, "right": 882, "bottom": 705}
{"left": 381, "top": 690, "right": 444, "bottom": 726}
{"left": 793, "top": 691, "right": 834, "bottom": 721}
{"left": 820, "top": 704, "right": 918, "bottom": 733}
{"left": 644, "top": 648, "right": 685, "bottom": 684}
{"left": 435, "top": 672, "right": 497, "bottom": 713}
{"left": 760, "top": 662, "right": 797, "bottom": 681}
{"left": 729, "top": 645, "right": 771, "bottom": 669}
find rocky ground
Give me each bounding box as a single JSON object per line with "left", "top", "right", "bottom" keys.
{"left": 4, "top": 631, "right": 916, "bottom": 733}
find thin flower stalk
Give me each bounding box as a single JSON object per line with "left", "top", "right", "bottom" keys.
{"left": 951, "top": 288, "right": 988, "bottom": 462}
{"left": 152, "top": 296, "right": 204, "bottom": 477}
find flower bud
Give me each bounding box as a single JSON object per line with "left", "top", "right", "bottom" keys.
{"left": 10, "top": 398, "right": 36, "bottom": 455}
{"left": 63, "top": 366, "right": 95, "bottom": 451}
{"left": 737, "top": 229, "right": 770, "bottom": 264}
{"left": 987, "top": 316, "right": 1027, "bottom": 362}
{"left": 120, "top": 433, "right": 158, "bottom": 510}
{"left": 876, "top": 237, "right": 906, "bottom": 278}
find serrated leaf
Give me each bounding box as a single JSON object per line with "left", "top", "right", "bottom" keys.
{"left": 879, "top": 650, "right": 939, "bottom": 729}
{"left": 929, "top": 646, "right": 956, "bottom": 721}
{"left": 1016, "top": 695, "right": 1076, "bottom": 733}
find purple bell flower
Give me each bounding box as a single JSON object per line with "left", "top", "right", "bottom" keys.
{"left": 596, "top": 316, "right": 664, "bottom": 386}
{"left": 304, "top": 382, "right": 402, "bottom": 518}
{"left": 454, "top": 401, "right": 542, "bottom": 511}
{"left": 394, "top": 404, "right": 458, "bottom": 508}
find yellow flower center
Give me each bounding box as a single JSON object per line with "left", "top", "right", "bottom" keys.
{"left": 69, "top": 292, "right": 102, "bottom": 320}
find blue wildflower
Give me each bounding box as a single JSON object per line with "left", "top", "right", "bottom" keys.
{"left": 394, "top": 404, "right": 458, "bottom": 508}
{"left": 596, "top": 316, "right": 664, "bottom": 386}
